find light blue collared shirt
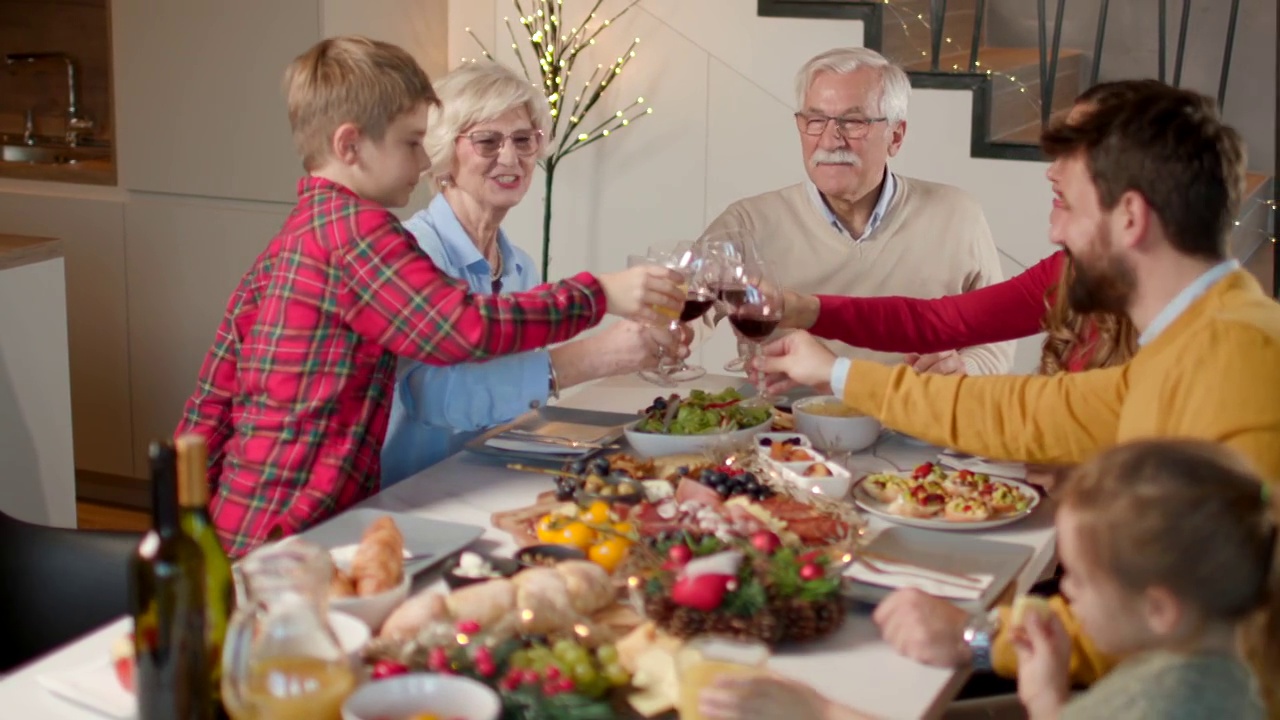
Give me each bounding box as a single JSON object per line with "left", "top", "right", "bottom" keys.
{"left": 380, "top": 194, "right": 550, "bottom": 487}
{"left": 1138, "top": 259, "right": 1241, "bottom": 346}
{"left": 828, "top": 258, "right": 1245, "bottom": 394}
{"left": 805, "top": 169, "right": 897, "bottom": 242}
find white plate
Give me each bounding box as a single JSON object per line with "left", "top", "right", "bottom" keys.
{"left": 850, "top": 473, "right": 1042, "bottom": 531}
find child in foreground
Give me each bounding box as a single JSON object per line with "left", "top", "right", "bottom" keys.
{"left": 696, "top": 439, "right": 1278, "bottom": 720}
{"left": 176, "top": 36, "right": 682, "bottom": 557}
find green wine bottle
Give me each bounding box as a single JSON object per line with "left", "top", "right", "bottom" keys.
{"left": 130, "top": 441, "right": 210, "bottom": 720}
{"left": 175, "top": 434, "right": 234, "bottom": 718}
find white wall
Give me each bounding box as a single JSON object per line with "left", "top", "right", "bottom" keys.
{"left": 447, "top": 0, "right": 1056, "bottom": 372}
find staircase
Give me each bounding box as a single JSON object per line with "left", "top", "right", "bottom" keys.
{"left": 758, "top": 0, "right": 1276, "bottom": 295}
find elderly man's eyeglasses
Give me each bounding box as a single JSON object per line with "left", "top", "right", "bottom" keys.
{"left": 461, "top": 129, "right": 544, "bottom": 158}
{"left": 794, "top": 113, "right": 887, "bottom": 139}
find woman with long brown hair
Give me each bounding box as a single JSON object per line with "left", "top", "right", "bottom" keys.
{"left": 780, "top": 80, "right": 1161, "bottom": 376}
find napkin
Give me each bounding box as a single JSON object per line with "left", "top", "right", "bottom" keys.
{"left": 844, "top": 557, "right": 994, "bottom": 601}
{"left": 938, "top": 450, "right": 1028, "bottom": 480}
{"left": 38, "top": 658, "right": 134, "bottom": 718}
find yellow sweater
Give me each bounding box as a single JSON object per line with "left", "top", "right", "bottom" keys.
{"left": 840, "top": 270, "right": 1280, "bottom": 682}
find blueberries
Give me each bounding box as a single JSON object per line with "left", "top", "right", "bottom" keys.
{"left": 589, "top": 457, "right": 611, "bottom": 475}
{"left": 567, "top": 459, "right": 586, "bottom": 475}
{"left": 742, "top": 472, "right": 757, "bottom": 485}
{"left": 676, "top": 466, "right": 690, "bottom": 476}
{"left": 759, "top": 437, "right": 773, "bottom": 446}
{"left": 713, "top": 471, "right": 729, "bottom": 484}
{"left": 700, "top": 468, "right": 717, "bottom": 482}
{"left": 652, "top": 396, "right": 668, "bottom": 411}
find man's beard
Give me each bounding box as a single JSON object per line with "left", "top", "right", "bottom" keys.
{"left": 1066, "top": 225, "right": 1134, "bottom": 315}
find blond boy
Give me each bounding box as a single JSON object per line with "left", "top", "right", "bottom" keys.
{"left": 176, "top": 37, "right": 680, "bottom": 557}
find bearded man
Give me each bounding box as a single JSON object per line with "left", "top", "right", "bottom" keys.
{"left": 754, "top": 84, "right": 1280, "bottom": 689}
{"left": 703, "top": 47, "right": 1013, "bottom": 376}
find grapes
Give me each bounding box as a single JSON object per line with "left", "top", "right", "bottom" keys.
{"left": 595, "top": 645, "right": 619, "bottom": 665}
{"left": 567, "top": 459, "right": 586, "bottom": 476}
{"left": 603, "top": 663, "right": 630, "bottom": 687}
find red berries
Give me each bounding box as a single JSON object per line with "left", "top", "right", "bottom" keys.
{"left": 799, "top": 563, "right": 823, "bottom": 581}
{"left": 749, "top": 530, "right": 781, "bottom": 555}
{"left": 371, "top": 659, "right": 409, "bottom": 679}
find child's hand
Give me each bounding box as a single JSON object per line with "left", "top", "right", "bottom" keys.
{"left": 598, "top": 265, "right": 684, "bottom": 322}
{"left": 1014, "top": 609, "right": 1071, "bottom": 720}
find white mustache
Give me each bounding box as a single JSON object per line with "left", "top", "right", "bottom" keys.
{"left": 810, "top": 149, "right": 862, "bottom": 167}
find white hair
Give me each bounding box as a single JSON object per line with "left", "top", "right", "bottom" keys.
{"left": 794, "top": 47, "right": 911, "bottom": 125}
{"left": 423, "top": 61, "right": 553, "bottom": 184}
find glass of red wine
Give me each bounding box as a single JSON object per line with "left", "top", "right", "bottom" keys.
{"left": 725, "top": 261, "right": 785, "bottom": 406}
{"left": 698, "top": 228, "right": 761, "bottom": 373}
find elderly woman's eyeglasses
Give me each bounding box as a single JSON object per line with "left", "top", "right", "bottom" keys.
{"left": 794, "top": 112, "right": 887, "bottom": 139}
{"left": 460, "top": 129, "right": 544, "bottom": 158}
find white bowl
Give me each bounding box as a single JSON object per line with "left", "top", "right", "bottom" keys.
{"left": 780, "top": 462, "right": 854, "bottom": 499}
{"left": 792, "top": 395, "right": 882, "bottom": 453}
{"left": 342, "top": 673, "right": 501, "bottom": 720}
{"left": 327, "top": 609, "right": 371, "bottom": 657}
{"left": 623, "top": 419, "right": 768, "bottom": 458}
{"left": 328, "top": 545, "right": 412, "bottom": 632}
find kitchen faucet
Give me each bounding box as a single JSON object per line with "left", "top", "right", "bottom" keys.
{"left": 4, "top": 52, "right": 94, "bottom": 146}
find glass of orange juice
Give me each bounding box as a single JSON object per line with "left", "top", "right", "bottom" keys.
{"left": 675, "top": 635, "right": 771, "bottom": 720}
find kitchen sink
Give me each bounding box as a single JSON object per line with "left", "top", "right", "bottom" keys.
{"left": 2, "top": 143, "right": 111, "bottom": 165}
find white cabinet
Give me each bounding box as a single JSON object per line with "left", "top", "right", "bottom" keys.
{"left": 111, "top": 0, "right": 320, "bottom": 203}
{"left": 0, "top": 188, "right": 132, "bottom": 478}
{"left": 123, "top": 192, "right": 294, "bottom": 473}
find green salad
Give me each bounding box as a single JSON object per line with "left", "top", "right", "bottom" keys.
{"left": 634, "top": 388, "right": 772, "bottom": 435}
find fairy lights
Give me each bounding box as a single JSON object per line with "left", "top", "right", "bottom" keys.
{"left": 466, "top": 0, "right": 652, "bottom": 277}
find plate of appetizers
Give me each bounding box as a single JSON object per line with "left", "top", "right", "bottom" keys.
{"left": 851, "top": 461, "right": 1042, "bottom": 531}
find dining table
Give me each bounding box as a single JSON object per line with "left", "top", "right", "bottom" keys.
{"left": 0, "top": 374, "right": 1060, "bottom": 720}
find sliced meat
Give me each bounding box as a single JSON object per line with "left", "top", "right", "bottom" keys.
{"left": 675, "top": 479, "right": 724, "bottom": 510}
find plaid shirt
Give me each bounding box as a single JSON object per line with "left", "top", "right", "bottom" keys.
{"left": 176, "top": 177, "right": 604, "bottom": 557}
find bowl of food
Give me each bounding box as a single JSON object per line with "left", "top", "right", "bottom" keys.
{"left": 623, "top": 388, "right": 772, "bottom": 457}
{"left": 791, "top": 395, "right": 882, "bottom": 453}
{"left": 780, "top": 461, "right": 854, "bottom": 499}
{"left": 329, "top": 542, "right": 412, "bottom": 632}
{"left": 515, "top": 543, "right": 588, "bottom": 568}
{"left": 342, "top": 672, "right": 501, "bottom": 720}
{"left": 442, "top": 551, "right": 521, "bottom": 590}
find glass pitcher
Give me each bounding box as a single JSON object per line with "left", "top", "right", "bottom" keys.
{"left": 222, "top": 540, "right": 357, "bottom": 720}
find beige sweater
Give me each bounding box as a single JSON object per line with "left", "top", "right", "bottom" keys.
{"left": 706, "top": 176, "right": 1014, "bottom": 374}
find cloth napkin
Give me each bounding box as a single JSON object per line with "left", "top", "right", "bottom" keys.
{"left": 38, "top": 658, "right": 134, "bottom": 718}
{"left": 937, "top": 450, "right": 1028, "bottom": 480}
{"left": 844, "top": 557, "right": 994, "bottom": 601}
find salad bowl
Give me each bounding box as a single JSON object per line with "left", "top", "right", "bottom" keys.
{"left": 623, "top": 388, "right": 772, "bottom": 457}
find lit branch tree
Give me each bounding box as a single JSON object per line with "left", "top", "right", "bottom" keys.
{"left": 467, "top": 0, "right": 653, "bottom": 279}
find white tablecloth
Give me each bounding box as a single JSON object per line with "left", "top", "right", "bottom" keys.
{"left": 0, "top": 374, "right": 1058, "bottom": 719}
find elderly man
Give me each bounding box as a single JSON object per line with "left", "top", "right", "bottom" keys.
{"left": 705, "top": 47, "right": 1013, "bottom": 375}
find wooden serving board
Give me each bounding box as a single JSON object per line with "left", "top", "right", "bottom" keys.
{"left": 490, "top": 490, "right": 564, "bottom": 546}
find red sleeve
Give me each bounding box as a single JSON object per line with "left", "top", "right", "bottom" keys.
{"left": 338, "top": 211, "right": 605, "bottom": 364}
{"left": 809, "top": 251, "right": 1064, "bottom": 352}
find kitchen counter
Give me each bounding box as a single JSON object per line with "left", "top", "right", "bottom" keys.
{"left": 0, "top": 233, "right": 76, "bottom": 528}
{"left": 0, "top": 233, "right": 64, "bottom": 271}
{"left": 0, "top": 159, "right": 116, "bottom": 187}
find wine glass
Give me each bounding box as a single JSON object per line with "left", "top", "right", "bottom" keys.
{"left": 628, "top": 243, "right": 714, "bottom": 385}
{"left": 724, "top": 257, "right": 785, "bottom": 406}
{"left": 699, "top": 227, "right": 761, "bottom": 373}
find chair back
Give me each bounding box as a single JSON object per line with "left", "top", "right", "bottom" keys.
{"left": 0, "top": 509, "right": 140, "bottom": 671}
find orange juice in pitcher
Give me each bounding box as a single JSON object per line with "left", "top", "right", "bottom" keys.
{"left": 676, "top": 636, "right": 771, "bottom": 720}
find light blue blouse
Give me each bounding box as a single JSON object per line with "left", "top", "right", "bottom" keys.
{"left": 380, "top": 194, "right": 550, "bottom": 487}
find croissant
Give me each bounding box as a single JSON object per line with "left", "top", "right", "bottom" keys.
{"left": 350, "top": 516, "right": 404, "bottom": 596}
{"left": 380, "top": 590, "right": 449, "bottom": 640}
{"left": 329, "top": 565, "right": 356, "bottom": 598}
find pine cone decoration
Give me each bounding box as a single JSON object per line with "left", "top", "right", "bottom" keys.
{"left": 747, "top": 610, "right": 784, "bottom": 645}
{"left": 644, "top": 595, "right": 676, "bottom": 624}
{"left": 813, "top": 598, "right": 845, "bottom": 637}
{"left": 668, "top": 606, "right": 707, "bottom": 637}
{"left": 782, "top": 600, "right": 819, "bottom": 642}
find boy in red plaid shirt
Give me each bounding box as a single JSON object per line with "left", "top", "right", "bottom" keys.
{"left": 176, "top": 36, "right": 681, "bottom": 557}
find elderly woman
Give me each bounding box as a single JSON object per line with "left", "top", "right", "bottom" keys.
{"left": 381, "top": 62, "right": 682, "bottom": 485}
